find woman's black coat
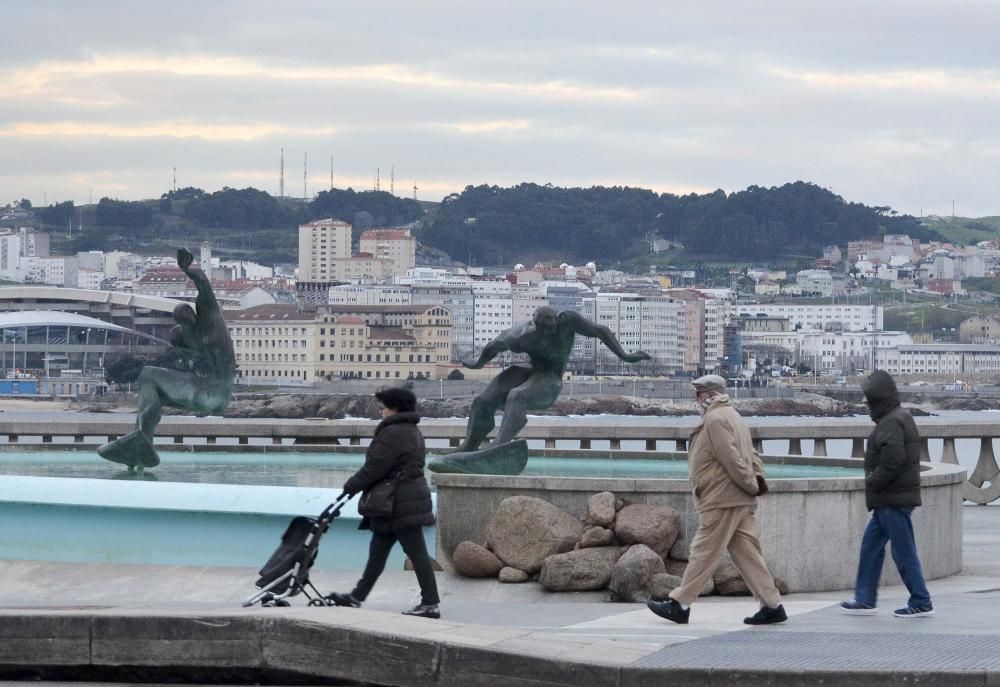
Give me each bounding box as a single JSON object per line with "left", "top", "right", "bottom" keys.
{"left": 342, "top": 412, "right": 435, "bottom": 533}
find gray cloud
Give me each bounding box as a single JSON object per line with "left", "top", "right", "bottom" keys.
{"left": 2, "top": 0, "right": 999, "bottom": 216}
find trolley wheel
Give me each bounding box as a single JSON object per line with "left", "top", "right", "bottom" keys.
{"left": 307, "top": 598, "right": 325, "bottom": 607}
{"left": 274, "top": 599, "right": 291, "bottom": 607}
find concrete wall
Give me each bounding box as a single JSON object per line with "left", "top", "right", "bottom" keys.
{"left": 432, "top": 461, "right": 965, "bottom": 593}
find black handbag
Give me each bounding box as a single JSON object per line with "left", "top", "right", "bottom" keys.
{"left": 358, "top": 472, "right": 402, "bottom": 518}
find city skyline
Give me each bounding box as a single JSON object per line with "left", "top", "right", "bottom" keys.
{"left": 1, "top": 1, "right": 999, "bottom": 216}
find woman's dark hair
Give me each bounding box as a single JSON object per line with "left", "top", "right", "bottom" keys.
{"left": 375, "top": 387, "right": 417, "bottom": 413}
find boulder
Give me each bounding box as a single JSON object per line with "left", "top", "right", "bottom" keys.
{"left": 660, "top": 560, "right": 715, "bottom": 596}
{"left": 608, "top": 544, "right": 666, "bottom": 602}
{"left": 485, "top": 496, "right": 585, "bottom": 573}
{"left": 613, "top": 504, "right": 681, "bottom": 556}
{"left": 499, "top": 567, "right": 530, "bottom": 584}
{"left": 539, "top": 546, "right": 624, "bottom": 591}
{"left": 579, "top": 526, "right": 616, "bottom": 549}
{"left": 452, "top": 541, "right": 504, "bottom": 578}
{"left": 668, "top": 535, "right": 690, "bottom": 562}
{"left": 587, "top": 492, "right": 617, "bottom": 527}
{"left": 647, "top": 572, "right": 684, "bottom": 599}
{"left": 714, "top": 562, "right": 750, "bottom": 596}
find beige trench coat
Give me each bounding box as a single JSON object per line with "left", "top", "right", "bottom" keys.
{"left": 687, "top": 394, "right": 762, "bottom": 513}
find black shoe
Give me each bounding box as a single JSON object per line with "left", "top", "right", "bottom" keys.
{"left": 402, "top": 603, "right": 440, "bottom": 619}
{"left": 647, "top": 598, "right": 690, "bottom": 624}
{"left": 326, "top": 591, "right": 361, "bottom": 608}
{"left": 744, "top": 604, "right": 788, "bottom": 625}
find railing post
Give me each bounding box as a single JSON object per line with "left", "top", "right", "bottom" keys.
{"left": 544, "top": 438, "right": 556, "bottom": 449}
{"left": 752, "top": 439, "right": 763, "bottom": 453}
{"left": 813, "top": 438, "right": 827, "bottom": 457}
{"left": 645, "top": 439, "right": 656, "bottom": 451}
{"left": 675, "top": 439, "right": 687, "bottom": 451}
{"left": 919, "top": 437, "right": 931, "bottom": 463}
{"left": 941, "top": 437, "right": 958, "bottom": 465}
{"left": 851, "top": 438, "right": 865, "bottom": 458}
{"left": 610, "top": 438, "right": 621, "bottom": 451}
{"left": 788, "top": 438, "right": 802, "bottom": 455}
{"left": 580, "top": 439, "right": 592, "bottom": 450}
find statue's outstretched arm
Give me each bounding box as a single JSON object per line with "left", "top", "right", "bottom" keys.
{"left": 177, "top": 247, "right": 219, "bottom": 316}
{"left": 564, "top": 311, "right": 652, "bottom": 364}
{"left": 462, "top": 337, "right": 511, "bottom": 369}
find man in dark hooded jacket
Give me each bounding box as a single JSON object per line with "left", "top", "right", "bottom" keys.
{"left": 840, "top": 370, "right": 933, "bottom": 618}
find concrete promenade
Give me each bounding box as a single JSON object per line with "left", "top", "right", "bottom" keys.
{"left": 1, "top": 504, "right": 999, "bottom": 685}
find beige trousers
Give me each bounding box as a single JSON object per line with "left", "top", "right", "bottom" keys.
{"left": 669, "top": 504, "right": 781, "bottom": 608}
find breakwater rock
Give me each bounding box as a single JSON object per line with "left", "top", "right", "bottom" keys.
{"left": 218, "top": 393, "right": 866, "bottom": 420}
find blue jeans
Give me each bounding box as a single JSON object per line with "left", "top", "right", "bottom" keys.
{"left": 854, "top": 506, "right": 931, "bottom": 608}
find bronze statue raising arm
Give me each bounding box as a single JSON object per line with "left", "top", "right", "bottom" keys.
{"left": 560, "top": 310, "right": 652, "bottom": 363}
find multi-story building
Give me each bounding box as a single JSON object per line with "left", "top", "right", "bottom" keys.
{"left": 471, "top": 281, "right": 513, "bottom": 351}
{"left": 588, "top": 292, "right": 683, "bottom": 375}
{"left": 878, "top": 344, "right": 1000, "bottom": 377}
{"left": 315, "top": 304, "right": 452, "bottom": 379}
{"left": 298, "top": 219, "right": 352, "bottom": 281}
{"left": 734, "top": 304, "right": 882, "bottom": 332}
{"left": 359, "top": 228, "right": 416, "bottom": 277}
{"left": 799, "top": 330, "right": 913, "bottom": 374}
{"left": 511, "top": 285, "right": 548, "bottom": 326}
{"left": 331, "top": 254, "right": 392, "bottom": 282}
{"left": 405, "top": 272, "right": 476, "bottom": 360}
{"left": 328, "top": 284, "right": 412, "bottom": 306}
{"left": 0, "top": 232, "right": 20, "bottom": 279}
{"left": 226, "top": 305, "right": 318, "bottom": 383}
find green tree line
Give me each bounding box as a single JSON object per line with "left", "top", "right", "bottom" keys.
{"left": 415, "top": 181, "right": 941, "bottom": 265}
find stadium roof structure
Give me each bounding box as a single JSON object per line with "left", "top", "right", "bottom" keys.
{"left": 0, "top": 310, "right": 169, "bottom": 344}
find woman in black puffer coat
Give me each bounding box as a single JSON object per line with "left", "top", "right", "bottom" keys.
{"left": 328, "top": 387, "right": 439, "bottom": 618}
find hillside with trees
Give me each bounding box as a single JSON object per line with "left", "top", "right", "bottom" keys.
{"left": 23, "top": 180, "right": 945, "bottom": 267}
{"left": 414, "top": 181, "right": 942, "bottom": 266}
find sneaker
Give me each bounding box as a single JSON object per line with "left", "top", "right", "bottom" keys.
{"left": 839, "top": 599, "right": 877, "bottom": 615}
{"left": 402, "top": 603, "right": 440, "bottom": 619}
{"left": 647, "top": 598, "right": 690, "bottom": 625}
{"left": 744, "top": 604, "right": 788, "bottom": 625}
{"left": 894, "top": 604, "right": 934, "bottom": 618}
{"left": 326, "top": 591, "right": 361, "bottom": 608}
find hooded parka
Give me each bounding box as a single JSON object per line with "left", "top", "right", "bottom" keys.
{"left": 861, "top": 370, "right": 922, "bottom": 510}
{"left": 343, "top": 412, "right": 435, "bottom": 533}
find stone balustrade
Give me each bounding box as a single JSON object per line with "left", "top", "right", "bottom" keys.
{"left": 0, "top": 415, "right": 996, "bottom": 503}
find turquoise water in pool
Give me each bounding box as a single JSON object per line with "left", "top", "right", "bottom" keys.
{"left": 0, "top": 450, "right": 862, "bottom": 484}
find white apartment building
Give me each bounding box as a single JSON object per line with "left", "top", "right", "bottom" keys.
{"left": 590, "top": 292, "right": 683, "bottom": 374}
{"left": 799, "top": 330, "right": 913, "bottom": 373}
{"left": 472, "top": 281, "right": 513, "bottom": 351}
{"left": 76, "top": 268, "right": 105, "bottom": 290}
{"left": 104, "top": 251, "right": 144, "bottom": 280}
{"left": 220, "top": 260, "right": 274, "bottom": 281}
{"left": 298, "top": 219, "right": 352, "bottom": 281}
{"left": 359, "top": 228, "right": 416, "bottom": 277}
{"left": 21, "top": 256, "right": 70, "bottom": 286}
{"left": 735, "top": 304, "right": 883, "bottom": 332}
{"left": 878, "top": 344, "right": 1000, "bottom": 377}
{"left": 511, "top": 286, "right": 548, "bottom": 326}
{"left": 328, "top": 284, "right": 412, "bottom": 306}
{"left": 0, "top": 233, "right": 20, "bottom": 279}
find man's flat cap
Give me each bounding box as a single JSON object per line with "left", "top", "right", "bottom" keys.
{"left": 691, "top": 374, "right": 727, "bottom": 393}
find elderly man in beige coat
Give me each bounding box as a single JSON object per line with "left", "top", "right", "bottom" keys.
{"left": 647, "top": 374, "right": 787, "bottom": 625}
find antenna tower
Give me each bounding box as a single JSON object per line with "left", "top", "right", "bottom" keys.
{"left": 376, "top": 167, "right": 380, "bottom": 192}
{"left": 330, "top": 155, "right": 334, "bottom": 191}
{"left": 413, "top": 183, "right": 418, "bottom": 201}
{"left": 390, "top": 166, "right": 394, "bottom": 195}
{"left": 279, "top": 148, "right": 285, "bottom": 199}
{"left": 303, "top": 152, "right": 308, "bottom": 200}
{"left": 172, "top": 167, "right": 176, "bottom": 192}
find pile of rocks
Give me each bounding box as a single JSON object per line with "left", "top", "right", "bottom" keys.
{"left": 451, "top": 493, "right": 787, "bottom": 602}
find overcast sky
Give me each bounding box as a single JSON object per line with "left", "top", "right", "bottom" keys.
{"left": 2, "top": 1, "right": 998, "bottom": 216}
